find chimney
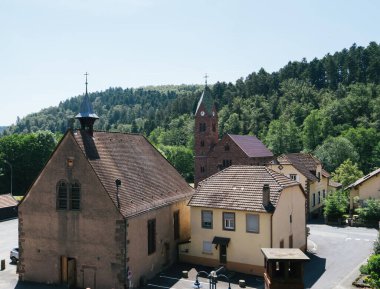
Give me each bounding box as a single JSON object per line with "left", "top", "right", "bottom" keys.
{"left": 263, "top": 184, "right": 270, "bottom": 207}
{"left": 115, "top": 179, "right": 121, "bottom": 209}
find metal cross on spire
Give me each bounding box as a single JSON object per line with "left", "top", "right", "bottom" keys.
{"left": 84, "top": 72, "right": 89, "bottom": 94}
{"left": 204, "top": 73, "right": 209, "bottom": 86}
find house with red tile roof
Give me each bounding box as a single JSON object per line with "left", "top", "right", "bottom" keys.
{"left": 269, "top": 153, "right": 332, "bottom": 218}
{"left": 194, "top": 85, "right": 273, "bottom": 186}
{"left": 179, "top": 165, "right": 306, "bottom": 276}
{"left": 18, "top": 81, "right": 193, "bottom": 289}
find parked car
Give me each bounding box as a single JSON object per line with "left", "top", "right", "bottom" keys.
{"left": 10, "top": 247, "right": 19, "bottom": 263}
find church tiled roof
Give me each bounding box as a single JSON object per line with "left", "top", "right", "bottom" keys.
{"left": 228, "top": 134, "right": 273, "bottom": 158}
{"left": 73, "top": 131, "right": 193, "bottom": 217}
{"left": 188, "top": 166, "right": 301, "bottom": 213}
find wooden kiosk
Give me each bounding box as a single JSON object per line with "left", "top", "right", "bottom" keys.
{"left": 261, "top": 248, "right": 309, "bottom": 289}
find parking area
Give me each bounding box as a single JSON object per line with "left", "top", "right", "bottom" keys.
{"left": 0, "top": 218, "right": 18, "bottom": 289}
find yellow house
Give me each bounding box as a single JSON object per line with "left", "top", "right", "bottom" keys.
{"left": 179, "top": 165, "right": 306, "bottom": 276}
{"left": 347, "top": 167, "right": 380, "bottom": 211}
{"left": 269, "top": 153, "right": 330, "bottom": 218}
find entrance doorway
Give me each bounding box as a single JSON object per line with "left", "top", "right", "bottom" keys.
{"left": 219, "top": 245, "right": 227, "bottom": 263}
{"left": 61, "top": 256, "right": 76, "bottom": 288}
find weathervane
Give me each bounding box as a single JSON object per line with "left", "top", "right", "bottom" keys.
{"left": 84, "top": 72, "right": 89, "bottom": 94}
{"left": 204, "top": 73, "right": 209, "bottom": 86}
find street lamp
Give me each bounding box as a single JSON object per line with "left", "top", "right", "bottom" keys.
{"left": 193, "top": 267, "right": 231, "bottom": 289}
{"left": 4, "top": 160, "right": 13, "bottom": 197}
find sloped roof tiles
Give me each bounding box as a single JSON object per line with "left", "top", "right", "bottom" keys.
{"left": 73, "top": 130, "right": 193, "bottom": 218}
{"left": 0, "top": 194, "right": 18, "bottom": 209}
{"left": 188, "top": 165, "right": 301, "bottom": 213}
{"left": 228, "top": 134, "right": 273, "bottom": 158}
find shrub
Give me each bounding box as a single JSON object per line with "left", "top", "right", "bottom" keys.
{"left": 356, "top": 199, "right": 380, "bottom": 225}
{"left": 366, "top": 255, "right": 380, "bottom": 289}
{"left": 324, "top": 190, "right": 348, "bottom": 220}
{"left": 375, "top": 232, "right": 380, "bottom": 255}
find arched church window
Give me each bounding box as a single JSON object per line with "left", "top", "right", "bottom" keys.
{"left": 70, "top": 181, "right": 81, "bottom": 210}
{"left": 57, "top": 180, "right": 68, "bottom": 210}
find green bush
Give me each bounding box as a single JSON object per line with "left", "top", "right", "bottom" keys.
{"left": 323, "top": 190, "right": 348, "bottom": 220}
{"left": 360, "top": 263, "right": 369, "bottom": 275}
{"left": 366, "top": 255, "right": 380, "bottom": 289}
{"left": 356, "top": 199, "right": 380, "bottom": 225}
{"left": 375, "top": 233, "right": 380, "bottom": 255}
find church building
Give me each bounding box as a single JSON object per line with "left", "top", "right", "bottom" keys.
{"left": 194, "top": 85, "right": 274, "bottom": 186}
{"left": 18, "top": 78, "right": 193, "bottom": 289}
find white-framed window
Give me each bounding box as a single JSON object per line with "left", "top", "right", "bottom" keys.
{"left": 201, "top": 210, "right": 213, "bottom": 229}
{"left": 223, "top": 212, "right": 235, "bottom": 230}
{"left": 202, "top": 241, "right": 213, "bottom": 254}
{"left": 289, "top": 174, "right": 298, "bottom": 181}
{"left": 246, "top": 214, "right": 259, "bottom": 233}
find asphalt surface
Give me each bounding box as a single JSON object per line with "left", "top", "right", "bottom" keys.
{"left": 305, "top": 223, "right": 378, "bottom": 289}
{"left": 0, "top": 219, "right": 378, "bottom": 289}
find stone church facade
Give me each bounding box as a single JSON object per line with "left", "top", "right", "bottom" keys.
{"left": 18, "top": 83, "right": 193, "bottom": 289}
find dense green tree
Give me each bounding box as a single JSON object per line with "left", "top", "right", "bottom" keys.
{"left": 157, "top": 145, "right": 193, "bottom": 182}
{"left": 264, "top": 116, "right": 302, "bottom": 155}
{"left": 323, "top": 190, "right": 348, "bottom": 220}
{"left": 356, "top": 199, "right": 380, "bottom": 225}
{"left": 0, "top": 131, "right": 60, "bottom": 195}
{"left": 342, "top": 126, "right": 380, "bottom": 172}
{"left": 314, "top": 136, "right": 359, "bottom": 173}
{"left": 331, "top": 159, "right": 364, "bottom": 188}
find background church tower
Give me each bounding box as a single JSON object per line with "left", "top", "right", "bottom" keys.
{"left": 194, "top": 77, "right": 218, "bottom": 187}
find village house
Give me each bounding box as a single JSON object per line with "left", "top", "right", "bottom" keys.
{"left": 194, "top": 85, "right": 274, "bottom": 187}
{"left": 179, "top": 165, "right": 306, "bottom": 276}
{"left": 268, "top": 153, "right": 331, "bottom": 218}
{"left": 17, "top": 82, "right": 193, "bottom": 289}
{"left": 347, "top": 167, "right": 380, "bottom": 211}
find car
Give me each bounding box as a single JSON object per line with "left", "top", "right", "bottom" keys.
{"left": 10, "top": 247, "right": 19, "bottom": 263}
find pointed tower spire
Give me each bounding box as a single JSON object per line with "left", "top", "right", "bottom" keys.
{"left": 195, "top": 73, "right": 213, "bottom": 115}
{"left": 75, "top": 72, "right": 99, "bottom": 136}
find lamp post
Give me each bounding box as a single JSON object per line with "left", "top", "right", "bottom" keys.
{"left": 4, "top": 160, "right": 13, "bottom": 197}
{"left": 193, "top": 267, "right": 231, "bottom": 289}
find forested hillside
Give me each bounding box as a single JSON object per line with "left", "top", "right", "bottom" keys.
{"left": 1, "top": 42, "right": 380, "bottom": 193}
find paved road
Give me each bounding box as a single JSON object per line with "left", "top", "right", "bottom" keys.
{"left": 305, "top": 224, "right": 378, "bottom": 289}
{"left": 0, "top": 218, "right": 18, "bottom": 289}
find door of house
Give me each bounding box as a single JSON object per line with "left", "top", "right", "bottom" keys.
{"left": 61, "top": 256, "right": 76, "bottom": 288}
{"left": 219, "top": 245, "right": 227, "bottom": 264}
{"left": 67, "top": 258, "right": 76, "bottom": 288}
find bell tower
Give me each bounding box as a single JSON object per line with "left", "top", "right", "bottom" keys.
{"left": 75, "top": 72, "right": 99, "bottom": 136}
{"left": 194, "top": 76, "right": 218, "bottom": 187}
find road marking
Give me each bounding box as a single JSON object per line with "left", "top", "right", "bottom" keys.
{"left": 355, "top": 238, "right": 360, "bottom": 241}
{"left": 364, "top": 239, "right": 370, "bottom": 241}
{"left": 159, "top": 275, "right": 208, "bottom": 285}
{"left": 147, "top": 284, "right": 176, "bottom": 289}
{"left": 345, "top": 237, "right": 352, "bottom": 241}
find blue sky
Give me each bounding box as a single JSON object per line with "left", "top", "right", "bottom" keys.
{"left": 0, "top": 0, "right": 379, "bottom": 126}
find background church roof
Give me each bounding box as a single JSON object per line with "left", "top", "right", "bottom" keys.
{"left": 195, "top": 86, "right": 214, "bottom": 115}
{"left": 73, "top": 131, "right": 193, "bottom": 217}
{"left": 228, "top": 134, "right": 273, "bottom": 158}
{"left": 189, "top": 165, "right": 301, "bottom": 212}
